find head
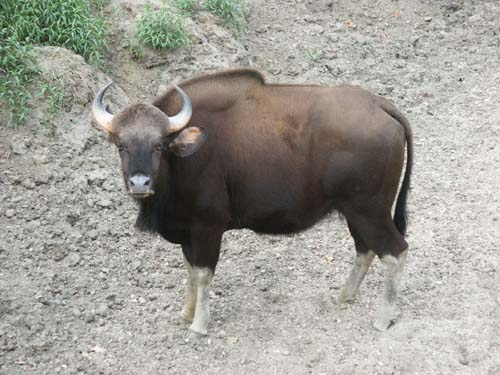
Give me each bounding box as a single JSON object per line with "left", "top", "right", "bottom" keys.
{"left": 92, "top": 82, "right": 207, "bottom": 198}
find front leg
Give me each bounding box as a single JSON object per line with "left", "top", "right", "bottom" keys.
{"left": 189, "top": 267, "right": 213, "bottom": 335}
{"left": 181, "top": 245, "right": 196, "bottom": 322}
{"left": 184, "top": 222, "right": 224, "bottom": 335}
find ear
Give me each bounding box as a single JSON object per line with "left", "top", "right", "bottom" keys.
{"left": 169, "top": 126, "right": 207, "bottom": 157}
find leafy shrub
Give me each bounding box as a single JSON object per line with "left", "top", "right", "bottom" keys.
{"left": 138, "top": 5, "right": 191, "bottom": 50}
{"left": 0, "top": 0, "right": 108, "bottom": 126}
{"left": 0, "top": 35, "right": 38, "bottom": 126}
{"left": 203, "top": 0, "right": 246, "bottom": 31}
{"left": 0, "top": 0, "right": 108, "bottom": 65}
{"left": 174, "top": 0, "right": 197, "bottom": 13}
{"left": 129, "top": 41, "right": 146, "bottom": 62}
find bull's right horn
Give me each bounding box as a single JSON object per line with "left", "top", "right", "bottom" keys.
{"left": 92, "top": 82, "right": 114, "bottom": 133}
{"left": 167, "top": 83, "right": 193, "bottom": 134}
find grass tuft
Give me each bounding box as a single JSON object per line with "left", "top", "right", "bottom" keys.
{"left": 203, "top": 0, "right": 246, "bottom": 31}
{"left": 0, "top": 0, "right": 108, "bottom": 127}
{"left": 173, "top": 0, "right": 197, "bottom": 13}
{"left": 138, "top": 5, "right": 191, "bottom": 50}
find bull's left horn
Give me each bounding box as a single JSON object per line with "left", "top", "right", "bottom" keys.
{"left": 167, "top": 83, "right": 192, "bottom": 133}
{"left": 92, "top": 82, "right": 114, "bottom": 133}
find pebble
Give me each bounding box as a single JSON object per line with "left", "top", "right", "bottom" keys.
{"left": 84, "top": 311, "right": 95, "bottom": 323}
{"left": 197, "top": 14, "right": 210, "bottom": 23}
{"left": 34, "top": 171, "right": 51, "bottom": 185}
{"left": 88, "top": 230, "right": 99, "bottom": 240}
{"left": 32, "top": 154, "right": 49, "bottom": 164}
{"left": 310, "top": 25, "right": 324, "bottom": 35}
{"left": 65, "top": 252, "right": 81, "bottom": 267}
{"left": 10, "top": 140, "right": 28, "bottom": 155}
{"left": 86, "top": 169, "right": 108, "bottom": 185}
{"left": 5, "top": 209, "right": 15, "bottom": 218}
{"left": 148, "top": 292, "right": 160, "bottom": 301}
{"left": 22, "top": 179, "right": 36, "bottom": 189}
{"left": 97, "top": 198, "right": 112, "bottom": 208}
{"left": 95, "top": 304, "right": 109, "bottom": 317}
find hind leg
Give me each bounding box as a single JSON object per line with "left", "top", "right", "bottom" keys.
{"left": 337, "top": 222, "right": 375, "bottom": 304}
{"left": 374, "top": 248, "right": 407, "bottom": 331}
{"left": 343, "top": 207, "right": 409, "bottom": 331}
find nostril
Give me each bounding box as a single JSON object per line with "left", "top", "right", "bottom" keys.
{"left": 129, "top": 174, "right": 151, "bottom": 189}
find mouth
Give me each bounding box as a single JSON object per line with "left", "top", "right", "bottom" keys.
{"left": 128, "top": 190, "right": 155, "bottom": 198}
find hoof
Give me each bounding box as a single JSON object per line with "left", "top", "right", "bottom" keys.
{"left": 189, "top": 323, "right": 208, "bottom": 336}
{"left": 373, "top": 318, "right": 395, "bottom": 332}
{"left": 181, "top": 309, "right": 194, "bottom": 323}
{"left": 336, "top": 294, "right": 355, "bottom": 305}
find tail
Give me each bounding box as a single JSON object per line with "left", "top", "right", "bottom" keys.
{"left": 379, "top": 99, "right": 413, "bottom": 237}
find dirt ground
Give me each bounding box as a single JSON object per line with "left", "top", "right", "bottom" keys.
{"left": 1, "top": 0, "right": 499, "bottom": 374}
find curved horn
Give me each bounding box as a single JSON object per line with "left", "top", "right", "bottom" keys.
{"left": 92, "top": 82, "right": 114, "bottom": 132}
{"left": 168, "top": 83, "right": 192, "bottom": 133}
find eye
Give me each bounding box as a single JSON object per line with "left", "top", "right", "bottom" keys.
{"left": 154, "top": 144, "right": 163, "bottom": 152}
{"left": 117, "top": 144, "right": 126, "bottom": 152}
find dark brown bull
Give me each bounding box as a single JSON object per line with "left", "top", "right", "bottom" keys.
{"left": 92, "top": 69, "right": 413, "bottom": 335}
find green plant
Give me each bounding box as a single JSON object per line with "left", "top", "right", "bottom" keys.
{"left": 39, "top": 82, "right": 65, "bottom": 115}
{"left": 174, "top": 0, "right": 197, "bottom": 13}
{"left": 306, "top": 48, "right": 320, "bottom": 62}
{"left": 129, "top": 41, "right": 145, "bottom": 62}
{"left": 1, "top": 0, "right": 108, "bottom": 65}
{"left": 89, "top": 0, "right": 110, "bottom": 9}
{"left": 0, "top": 0, "right": 108, "bottom": 126}
{"left": 138, "top": 5, "right": 191, "bottom": 50}
{"left": 0, "top": 34, "right": 38, "bottom": 126}
{"left": 203, "top": 0, "right": 246, "bottom": 31}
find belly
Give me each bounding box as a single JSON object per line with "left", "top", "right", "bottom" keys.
{"left": 232, "top": 198, "right": 335, "bottom": 234}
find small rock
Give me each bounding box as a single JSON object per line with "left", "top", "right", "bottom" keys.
{"left": 97, "top": 198, "right": 112, "bottom": 208}
{"left": 31, "top": 339, "right": 50, "bottom": 352}
{"left": 10, "top": 141, "right": 28, "bottom": 155}
{"left": 148, "top": 293, "right": 160, "bottom": 301}
{"left": 95, "top": 304, "right": 109, "bottom": 317}
{"left": 90, "top": 345, "right": 106, "bottom": 353}
{"left": 5, "top": 209, "right": 15, "bottom": 218}
{"left": 2, "top": 337, "right": 17, "bottom": 352}
{"left": 65, "top": 252, "right": 81, "bottom": 267}
{"left": 467, "top": 14, "right": 481, "bottom": 23}
{"left": 227, "top": 336, "right": 238, "bottom": 344}
{"left": 424, "top": 16, "right": 432, "bottom": 22}
{"left": 310, "top": 25, "right": 324, "bottom": 35}
{"left": 84, "top": 311, "right": 95, "bottom": 323}
{"left": 88, "top": 230, "right": 99, "bottom": 240}
{"left": 22, "top": 179, "right": 36, "bottom": 189}
{"left": 32, "top": 154, "right": 49, "bottom": 164}
{"left": 324, "top": 50, "right": 337, "bottom": 60}
{"left": 256, "top": 25, "right": 269, "bottom": 34}
{"left": 86, "top": 170, "right": 108, "bottom": 185}
{"left": 34, "top": 171, "right": 51, "bottom": 185}
{"left": 102, "top": 180, "right": 115, "bottom": 192}
{"left": 197, "top": 14, "right": 210, "bottom": 23}
{"left": 328, "top": 34, "right": 340, "bottom": 42}
{"left": 443, "top": 3, "right": 461, "bottom": 12}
